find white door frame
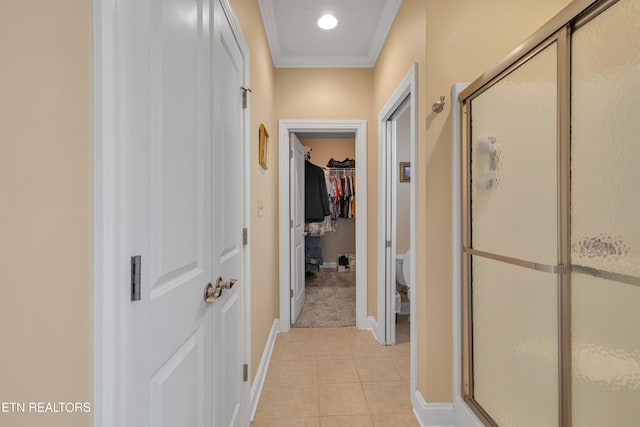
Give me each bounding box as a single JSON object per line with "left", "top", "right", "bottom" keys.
{"left": 224, "top": 2, "right": 253, "bottom": 421}
{"left": 92, "top": 1, "right": 252, "bottom": 425}
{"left": 93, "top": 1, "right": 123, "bottom": 424}
{"left": 278, "top": 119, "right": 367, "bottom": 332}
{"left": 380, "top": 99, "right": 410, "bottom": 346}
{"left": 377, "top": 64, "right": 418, "bottom": 388}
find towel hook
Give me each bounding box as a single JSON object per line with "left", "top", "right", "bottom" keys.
{"left": 432, "top": 96, "right": 445, "bottom": 113}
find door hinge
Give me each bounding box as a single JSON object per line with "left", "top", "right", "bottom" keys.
{"left": 131, "top": 255, "right": 141, "bottom": 301}
{"left": 241, "top": 87, "right": 251, "bottom": 109}
{"left": 243, "top": 364, "right": 248, "bottom": 382}
{"left": 242, "top": 228, "right": 248, "bottom": 246}
{"left": 290, "top": 219, "right": 293, "bottom": 228}
{"left": 290, "top": 289, "right": 293, "bottom": 298}
{"left": 386, "top": 240, "right": 391, "bottom": 248}
{"left": 290, "top": 149, "right": 293, "bottom": 159}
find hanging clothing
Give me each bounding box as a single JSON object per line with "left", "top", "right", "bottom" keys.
{"left": 326, "top": 170, "right": 356, "bottom": 220}
{"left": 351, "top": 175, "right": 356, "bottom": 217}
{"left": 305, "top": 160, "right": 331, "bottom": 223}
{"left": 305, "top": 235, "right": 323, "bottom": 272}
{"left": 305, "top": 216, "right": 334, "bottom": 236}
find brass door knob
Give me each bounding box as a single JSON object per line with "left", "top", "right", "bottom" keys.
{"left": 204, "top": 282, "right": 222, "bottom": 304}
{"left": 216, "top": 277, "right": 238, "bottom": 289}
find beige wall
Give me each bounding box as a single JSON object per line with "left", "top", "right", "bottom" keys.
{"left": 301, "top": 137, "right": 356, "bottom": 264}
{"left": 230, "top": 0, "right": 279, "bottom": 384}
{"left": 300, "top": 137, "right": 355, "bottom": 170}
{"left": 240, "top": 6, "right": 577, "bottom": 400}
{"left": 422, "top": 0, "right": 571, "bottom": 402}
{"left": 372, "top": 0, "right": 428, "bottom": 401}
{"left": 0, "top": 1, "right": 93, "bottom": 426}
{"left": 275, "top": 69, "right": 374, "bottom": 120}
{"left": 275, "top": 68, "right": 376, "bottom": 314}
{"left": 373, "top": 0, "right": 572, "bottom": 403}
{"left": 0, "top": 0, "right": 577, "bottom": 423}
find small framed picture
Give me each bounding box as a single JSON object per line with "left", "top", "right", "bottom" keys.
{"left": 259, "top": 124, "right": 269, "bottom": 169}
{"left": 400, "top": 162, "right": 411, "bottom": 182}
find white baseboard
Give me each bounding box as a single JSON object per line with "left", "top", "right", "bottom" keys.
{"left": 250, "top": 319, "right": 280, "bottom": 422}
{"left": 412, "top": 390, "right": 454, "bottom": 427}
{"left": 367, "top": 315, "right": 384, "bottom": 344}
{"left": 319, "top": 262, "right": 337, "bottom": 269}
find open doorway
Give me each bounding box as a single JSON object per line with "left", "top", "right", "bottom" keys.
{"left": 376, "top": 67, "right": 418, "bottom": 414}
{"left": 389, "top": 102, "right": 412, "bottom": 345}
{"left": 278, "top": 120, "right": 368, "bottom": 333}
{"left": 378, "top": 65, "right": 417, "bottom": 349}
{"left": 376, "top": 63, "right": 418, "bottom": 411}
{"left": 379, "top": 97, "right": 412, "bottom": 346}
{"left": 292, "top": 134, "right": 357, "bottom": 328}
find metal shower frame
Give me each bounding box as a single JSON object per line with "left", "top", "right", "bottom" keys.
{"left": 458, "top": 0, "right": 622, "bottom": 425}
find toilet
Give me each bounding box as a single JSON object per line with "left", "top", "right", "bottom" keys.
{"left": 395, "top": 249, "right": 411, "bottom": 315}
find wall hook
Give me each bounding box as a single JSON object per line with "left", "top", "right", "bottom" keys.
{"left": 432, "top": 96, "right": 445, "bottom": 113}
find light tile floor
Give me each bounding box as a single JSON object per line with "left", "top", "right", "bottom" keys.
{"left": 252, "top": 316, "right": 417, "bottom": 427}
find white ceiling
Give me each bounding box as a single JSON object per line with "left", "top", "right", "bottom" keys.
{"left": 258, "top": 0, "right": 403, "bottom": 68}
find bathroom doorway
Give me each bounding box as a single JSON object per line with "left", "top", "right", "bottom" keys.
{"left": 377, "top": 65, "right": 417, "bottom": 348}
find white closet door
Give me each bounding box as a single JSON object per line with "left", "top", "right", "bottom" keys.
{"left": 290, "top": 133, "right": 306, "bottom": 324}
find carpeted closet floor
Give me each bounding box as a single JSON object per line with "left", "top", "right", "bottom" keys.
{"left": 293, "top": 269, "right": 356, "bottom": 328}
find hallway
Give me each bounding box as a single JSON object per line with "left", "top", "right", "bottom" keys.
{"left": 253, "top": 318, "right": 415, "bottom": 426}
{"left": 7, "top": 0, "right": 639, "bottom": 425}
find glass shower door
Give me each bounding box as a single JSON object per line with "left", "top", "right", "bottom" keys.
{"left": 461, "top": 1, "right": 640, "bottom": 425}
{"left": 571, "top": 1, "right": 640, "bottom": 425}
{"left": 468, "top": 41, "right": 560, "bottom": 427}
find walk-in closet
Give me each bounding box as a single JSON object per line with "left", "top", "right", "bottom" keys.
{"left": 293, "top": 134, "right": 357, "bottom": 328}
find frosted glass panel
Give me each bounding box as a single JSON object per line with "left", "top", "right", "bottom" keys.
{"left": 471, "top": 43, "right": 558, "bottom": 264}
{"left": 472, "top": 256, "right": 558, "bottom": 427}
{"left": 572, "top": 273, "right": 640, "bottom": 427}
{"left": 571, "top": 0, "right": 640, "bottom": 277}
{"left": 571, "top": 1, "right": 640, "bottom": 425}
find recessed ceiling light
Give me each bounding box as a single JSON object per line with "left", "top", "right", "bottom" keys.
{"left": 317, "top": 14, "right": 338, "bottom": 30}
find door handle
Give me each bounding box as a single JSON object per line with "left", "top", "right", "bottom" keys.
{"left": 216, "top": 277, "right": 237, "bottom": 289}
{"left": 204, "top": 282, "right": 222, "bottom": 304}
{"left": 204, "top": 277, "right": 237, "bottom": 304}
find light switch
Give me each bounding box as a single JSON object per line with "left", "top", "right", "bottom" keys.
{"left": 257, "top": 198, "right": 264, "bottom": 217}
